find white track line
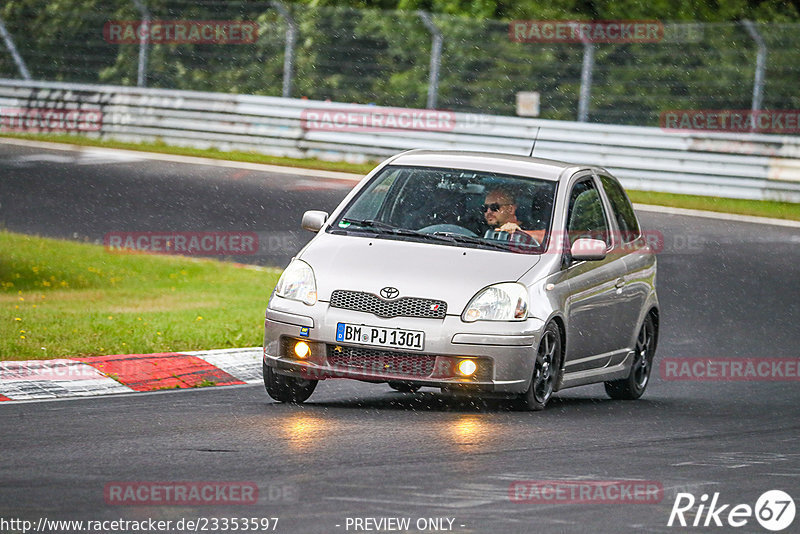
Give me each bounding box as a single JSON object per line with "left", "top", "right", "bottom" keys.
{"left": 635, "top": 203, "right": 800, "bottom": 229}
{"left": 0, "top": 137, "right": 364, "bottom": 181}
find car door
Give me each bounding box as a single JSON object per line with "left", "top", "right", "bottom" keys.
{"left": 562, "top": 174, "right": 631, "bottom": 372}
{"left": 597, "top": 173, "right": 654, "bottom": 359}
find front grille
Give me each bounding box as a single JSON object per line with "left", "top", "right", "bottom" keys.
{"left": 327, "top": 345, "right": 436, "bottom": 378}
{"left": 329, "top": 290, "right": 447, "bottom": 319}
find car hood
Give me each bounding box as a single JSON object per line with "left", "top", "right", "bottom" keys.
{"left": 299, "top": 232, "right": 540, "bottom": 314}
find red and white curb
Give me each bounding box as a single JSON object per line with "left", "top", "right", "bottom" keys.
{"left": 0, "top": 347, "right": 262, "bottom": 402}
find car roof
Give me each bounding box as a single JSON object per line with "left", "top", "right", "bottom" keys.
{"left": 388, "top": 150, "right": 586, "bottom": 182}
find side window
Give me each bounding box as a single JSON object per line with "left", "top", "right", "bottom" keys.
{"left": 566, "top": 178, "right": 609, "bottom": 245}
{"left": 599, "top": 175, "right": 640, "bottom": 243}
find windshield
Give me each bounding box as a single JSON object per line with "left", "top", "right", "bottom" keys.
{"left": 330, "top": 165, "right": 557, "bottom": 254}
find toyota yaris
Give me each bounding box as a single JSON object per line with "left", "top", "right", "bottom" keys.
{"left": 263, "top": 150, "right": 659, "bottom": 410}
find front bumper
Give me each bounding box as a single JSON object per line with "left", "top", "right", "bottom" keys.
{"left": 263, "top": 297, "right": 545, "bottom": 394}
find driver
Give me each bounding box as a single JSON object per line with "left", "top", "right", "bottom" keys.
{"left": 482, "top": 187, "right": 545, "bottom": 243}
{"left": 483, "top": 188, "right": 523, "bottom": 233}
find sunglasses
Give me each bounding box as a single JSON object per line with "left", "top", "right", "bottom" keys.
{"left": 481, "top": 203, "right": 511, "bottom": 212}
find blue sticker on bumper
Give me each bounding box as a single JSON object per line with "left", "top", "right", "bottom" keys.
{"left": 299, "top": 327, "right": 309, "bottom": 337}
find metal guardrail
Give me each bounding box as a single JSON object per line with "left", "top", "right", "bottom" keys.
{"left": 1, "top": 78, "right": 799, "bottom": 202}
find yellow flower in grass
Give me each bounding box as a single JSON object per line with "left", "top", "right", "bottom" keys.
{"left": 196, "top": 316, "right": 203, "bottom": 321}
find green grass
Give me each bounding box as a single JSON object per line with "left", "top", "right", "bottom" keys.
{"left": 2, "top": 133, "right": 799, "bottom": 221}
{"left": 628, "top": 190, "right": 800, "bottom": 221}
{"left": 0, "top": 231, "right": 280, "bottom": 361}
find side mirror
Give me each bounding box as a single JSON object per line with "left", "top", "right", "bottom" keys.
{"left": 301, "top": 210, "right": 328, "bottom": 232}
{"left": 570, "top": 238, "right": 607, "bottom": 261}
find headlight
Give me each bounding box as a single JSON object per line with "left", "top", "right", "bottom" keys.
{"left": 274, "top": 259, "right": 317, "bottom": 305}
{"left": 462, "top": 282, "right": 528, "bottom": 322}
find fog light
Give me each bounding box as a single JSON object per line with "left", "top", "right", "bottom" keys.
{"left": 294, "top": 341, "right": 311, "bottom": 359}
{"left": 457, "top": 359, "right": 477, "bottom": 376}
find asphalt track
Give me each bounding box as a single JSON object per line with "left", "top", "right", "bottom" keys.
{"left": 1, "top": 141, "right": 799, "bottom": 533}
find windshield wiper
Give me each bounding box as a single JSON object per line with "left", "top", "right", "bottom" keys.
{"left": 338, "top": 219, "right": 514, "bottom": 250}
{"left": 339, "top": 218, "right": 430, "bottom": 238}
{"left": 432, "top": 231, "right": 516, "bottom": 251}
{"left": 339, "top": 219, "right": 466, "bottom": 243}
{"left": 340, "top": 218, "right": 396, "bottom": 231}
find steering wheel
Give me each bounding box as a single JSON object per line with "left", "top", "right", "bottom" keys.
{"left": 511, "top": 231, "right": 540, "bottom": 247}
{"left": 483, "top": 229, "right": 540, "bottom": 247}
{"left": 484, "top": 229, "right": 510, "bottom": 241}
{"left": 418, "top": 224, "right": 478, "bottom": 237}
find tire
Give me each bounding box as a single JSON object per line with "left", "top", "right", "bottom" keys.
{"left": 605, "top": 313, "right": 657, "bottom": 400}
{"left": 516, "top": 322, "right": 562, "bottom": 411}
{"left": 388, "top": 381, "right": 421, "bottom": 393}
{"left": 263, "top": 362, "right": 317, "bottom": 403}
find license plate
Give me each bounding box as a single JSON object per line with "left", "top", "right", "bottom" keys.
{"left": 335, "top": 323, "right": 424, "bottom": 351}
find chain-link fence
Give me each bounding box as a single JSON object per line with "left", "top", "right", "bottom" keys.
{"left": 1, "top": 0, "right": 798, "bottom": 126}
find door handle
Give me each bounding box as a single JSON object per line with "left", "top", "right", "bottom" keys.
{"left": 615, "top": 278, "right": 626, "bottom": 289}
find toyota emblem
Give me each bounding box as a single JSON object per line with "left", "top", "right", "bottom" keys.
{"left": 380, "top": 286, "right": 400, "bottom": 299}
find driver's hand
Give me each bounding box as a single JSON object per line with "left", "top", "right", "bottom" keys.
{"left": 497, "top": 222, "right": 522, "bottom": 233}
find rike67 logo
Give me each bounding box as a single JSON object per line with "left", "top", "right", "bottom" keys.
{"left": 668, "top": 490, "right": 795, "bottom": 531}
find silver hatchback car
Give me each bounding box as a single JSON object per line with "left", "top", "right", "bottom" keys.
{"left": 263, "top": 150, "right": 659, "bottom": 410}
